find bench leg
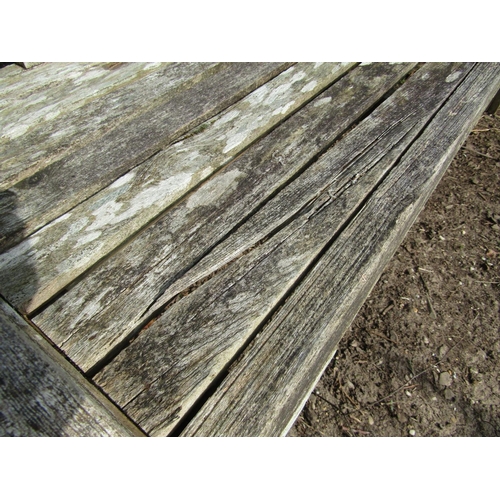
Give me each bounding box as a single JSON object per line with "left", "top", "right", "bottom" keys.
{"left": 486, "top": 88, "right": 500, "bottom": 115}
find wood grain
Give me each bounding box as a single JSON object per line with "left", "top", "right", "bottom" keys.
{"left": 4, "top": 62, "right": 497, "bottom": 437}
{"left": 0, "top": 63, "right": 289, "bottom": 252}
{"left": 0, "top": 298, "right": 144, "bottom": 436}
{"left": 1, "top": 62, "right": 353, "bottom": 313}
{"left": 0, "top": 62, "right": 178, "bottom": 188}
{"left": 0, "top": 63, "right": 23, "bottom": 80}
{"left": 34, "top": 63, "right": 415, "bottom": 372}
{"left": 0, "top": 62, "right": 100, "bottom": 108}
{"left": 92, "top": 63, "right": 483, "bottom": 436}
{"left": 154, "top": 62, "right": 479, "bottom": 310}
{"left": 180, "top": 63, "right": 500, "bottom": 436}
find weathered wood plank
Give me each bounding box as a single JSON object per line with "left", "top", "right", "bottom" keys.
{"left": 180, "top": 63, "right": 500, "bottom": 437}
{"left": 0, "top": 62, "right": 178, "bottom": 190}
{"left": 1, "top": 62, "right": 355, "bottom": 313}
{"left": 0, "top": 62, "right": 99, "bottom": 103}
{"left": 0, "top": 62, "right": 289, "bottom": 252}
{"left": 151, "top": 65, "right": 476, "bottom": 307}
{"left": 33, "top": 63, "right": 415, "bottom": 372}
{"left": 91, "top": 63, "right": 478, "bottom": 436}
{"left": 0, "top": 63, "right": 215, "bottom": 190}
{"left": 0, "top": 63, "right": 23, "bottom": 79}
{"left": 0, "top": 62, "right": 163, "bottom": 107}
{"left": 0, "top": 62, "right": 172, "bottom": 151}
{"left": 0, "top": 62, "right": 153, "bottom": 111}
{"left": 0, "top": 298, "right": 144, "bottom": 436}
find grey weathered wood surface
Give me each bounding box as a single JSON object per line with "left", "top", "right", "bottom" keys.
{"left": 92, "top": 63, "right": 484, "bottom": 436}
{"left": 0, "top": 298, "right": 143, "bottom": 436}
{"left": 34, "top": 62, "right": 415, "bottom": 373}
{"left": 180, "top": 63, "right": 500, "bottom": 436}
{"left": 0, "top": 63, "right": 105, "bottom": 108}
{"left": 154, "top": 63, "right": 477, "bottom": 309}
{"left": 0, "top": 62, "right": 172, "bottom": 144}
{"left": 2, "top": 62, "right": 498, "bottom": 437}
{"left": 0, "top": 63, "right": 354, "bottom": 313}
{"left": 0, "top": 62, "right": 178, "bottom": 188}
{"left": 0, "top": 62, "right": 289, "bottom": 253}
{"left": 0, "top": 63, "right": 23, "bottom": 80}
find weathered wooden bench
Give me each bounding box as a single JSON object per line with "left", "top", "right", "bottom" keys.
{"left": 1, "top": 62, "right": 499, "bottom": 436}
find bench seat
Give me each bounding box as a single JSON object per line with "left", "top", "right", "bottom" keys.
{"left": 1, "top": 62, "right": 499, "bottom": 436}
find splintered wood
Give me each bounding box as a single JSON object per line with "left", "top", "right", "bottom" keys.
{"left": 1, "top": 62, "right": 499, "bottom": 436}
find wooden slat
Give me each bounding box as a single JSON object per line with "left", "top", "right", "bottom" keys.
{"left": 0, "top": 62, "right": 98, "bottom": 104}
{"left": 0, "top": 62, "right": 178, "bottom": 187}
{"left": 0, "top": 63, "right": 23, "bottom": 79}
{"left": 33, "top": 63, "right": 415, "bottom": 373}
{"left": 91, "top": 63, "right": 478, "bottom": 436}
{"left": 0, "top": 298, "right": 143, "bottom": 436}
{"left": 0, "top": 62, "right": 171, "bottom": 142}
{"left": 180, "top": 63, "right": 500, "bottom": 436}
{"left": 1, "top": 62, "right": 354, "bottom": 313}
{"left": 0, "top": 62, "right": 289, "bottom": 252}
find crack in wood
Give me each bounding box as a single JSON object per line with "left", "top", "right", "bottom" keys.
{"left": 129, "top": 67, "right": 421, "bottom": 328}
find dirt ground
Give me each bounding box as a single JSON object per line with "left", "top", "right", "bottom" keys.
{"left": 289, "top": 108, "right": 500, "bottom": 437}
